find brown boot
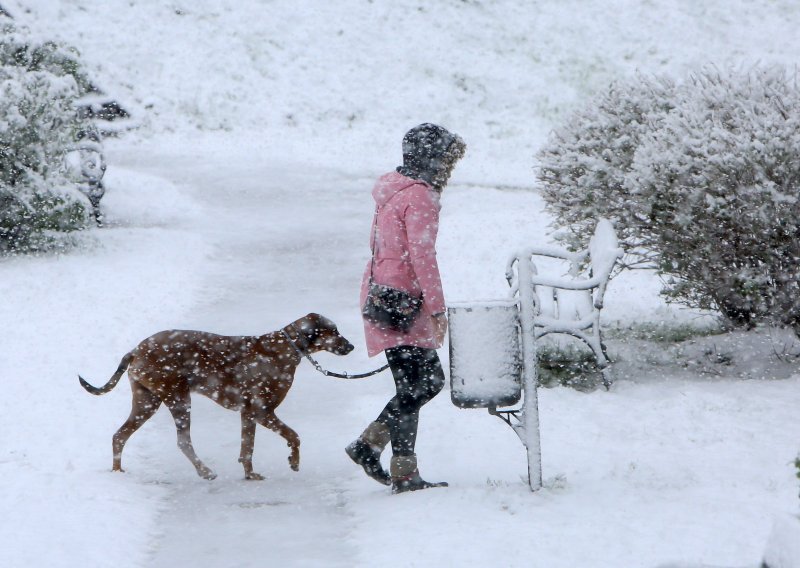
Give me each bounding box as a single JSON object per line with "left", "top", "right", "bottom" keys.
{"left": 390, "top": 454, "right": 448, "bottom": 494}
{"left": 345, "top": 421, "right": 391, "bottom": 486}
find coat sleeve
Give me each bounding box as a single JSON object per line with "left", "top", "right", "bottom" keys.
{"left": 403, "top": 186, "right": 446, "bottom": 316}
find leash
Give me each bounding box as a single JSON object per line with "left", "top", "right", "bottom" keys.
{"left": 281, "top": 330, "right": 389, "bottom": 379}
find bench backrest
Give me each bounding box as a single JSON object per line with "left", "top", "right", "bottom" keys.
{"left": 587, "top": 218, "right": 620, "bottom": 309}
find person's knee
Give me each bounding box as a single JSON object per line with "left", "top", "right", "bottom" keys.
{"left": 394, "top": 391, "right": 421, "bottom": 413}
{"left": 420, "top": 355, "right": 445, "bottom": 398}
{"left": 417, "top": 375, "right": 443, "bottom": 403}
{"left": 428, "top": 371, "right": 445, "bottom": 397}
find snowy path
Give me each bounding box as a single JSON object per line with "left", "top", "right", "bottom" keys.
{"left": 112, "top": 150, "right": 378, "bottom": 567}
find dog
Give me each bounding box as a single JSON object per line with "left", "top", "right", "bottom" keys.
{"left": 79, "top": 313, "right": 354, "bottom": 480}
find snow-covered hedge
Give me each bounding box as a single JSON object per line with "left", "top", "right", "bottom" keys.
{"left": 0, "top": 23, "right": 98, "bottom": 252}
{"left": 538, "top": 67, "right": 800, "bottom": 330}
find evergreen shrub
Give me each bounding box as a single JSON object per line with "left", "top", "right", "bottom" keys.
{"left": 0, "top": 23, "right": 98, "bottom": 252}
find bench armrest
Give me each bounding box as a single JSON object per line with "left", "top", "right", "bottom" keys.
{"left": 529, "top": 274, "right": 606, "bottom": 290}
{"left": 505, "top": 247, "right": 589, "bottom": 286}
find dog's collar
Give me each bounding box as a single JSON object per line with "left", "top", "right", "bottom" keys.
{"left": 281, "top": 324, "right": 311, "bottom": 358}
{"left": 280, "top": 324, "right": 390, "bottom": 380}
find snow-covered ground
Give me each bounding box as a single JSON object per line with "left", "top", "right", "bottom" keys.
{"left": 2, "top": 1, "right": 800, "bottom": 567}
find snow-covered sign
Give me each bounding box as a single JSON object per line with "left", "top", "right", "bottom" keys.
{"left": 448, "top": 301, "right": 522, "bottom": 408}
{"left": 447, "top": 253, "right": 544, "bottom": 492}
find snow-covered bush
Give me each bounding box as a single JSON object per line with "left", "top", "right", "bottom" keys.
{"left": 0, "top": 22, "right": 96, "bottom": 97}
{"left": 538, "top": 67, "right": 800, "bottom": 330}
{"left": 0, "top": 24, "right": 97, "bottom": 251}
{"left": 538, "top": 74, "right": 676, "bottom": 266}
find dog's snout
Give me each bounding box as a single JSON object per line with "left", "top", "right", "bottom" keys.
{"left": 335, "top": 334, "right": 355, "bottom": 355}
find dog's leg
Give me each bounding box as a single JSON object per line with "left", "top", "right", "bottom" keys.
{"left": 255, "top": 410, "right": 301, "bottom": 472}
{"left": 239, "top": 407, "right": 264, "bottom": 480}
{"left": 112, "top": 381, "right": 161, "bottom": 472}
{"left": 163, "top": 388, "right": 216, "bottom": 480}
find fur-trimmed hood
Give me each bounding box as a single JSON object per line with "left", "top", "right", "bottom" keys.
{"left": 396, "top": 123, "right": 466, "bottom": 190}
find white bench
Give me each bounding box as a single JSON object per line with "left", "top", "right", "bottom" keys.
{"left": 505, "top": 219, "right": 623, "bottom": 387}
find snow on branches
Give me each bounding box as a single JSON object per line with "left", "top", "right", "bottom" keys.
{"left": 538, "top": 66, "right": 800, "bottom": 330}
{"left": 0, "top": 23, "right": 97, "bottom": 252}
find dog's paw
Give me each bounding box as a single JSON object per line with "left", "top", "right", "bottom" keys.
{"left": 199, "top": 468, "right": 217, "bottom": 480}
{"left": 288, "top": 457, "right": 300, "bottom": 472}
{"left": 245, "top": 472, "right": 265, "bottom": 481}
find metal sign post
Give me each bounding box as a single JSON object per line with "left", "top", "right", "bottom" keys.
{"left": 517, "top": 253, "right": 542, "bottom": 491}
{"left": 488, "top": 253, "right": 542, "bottom": 491}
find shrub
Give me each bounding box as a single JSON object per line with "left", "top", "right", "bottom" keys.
{"left": 537, "top": 343, "right": 603, "bottom": 391}
{"left": 0, "top": 22, "right": 96, "bottom": 96}
{"left": 0, "top": 24, "right": 97, "bottom": 252}
{"left": 538, "top": 73, "right": 676, "bottom": 266}
{"left": 538, "top": 66, "right": 800, "bottom": 330}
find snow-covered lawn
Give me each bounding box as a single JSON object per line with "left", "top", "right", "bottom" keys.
{"left": 1, "top": 1, "right": 800, "bottom": 566}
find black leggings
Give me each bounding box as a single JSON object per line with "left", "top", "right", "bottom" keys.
{"left": 375, "top": 346, "right": 445, "bottom": 456}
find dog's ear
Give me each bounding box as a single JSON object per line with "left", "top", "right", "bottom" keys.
{"left": 317, "top": 314, "right": 337, "bottom": 330}
{"left": 299, "top": 313, "right": 320, "bottom": 332}
{"left": 297, "top": 313, "right": 321, "bottom": 343}
{"left": 299, "top": 313, "right": 339, "bottom": 345}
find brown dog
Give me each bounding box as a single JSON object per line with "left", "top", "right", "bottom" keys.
{"left": 79, "top": 313, "right": 354, "bottom": 480}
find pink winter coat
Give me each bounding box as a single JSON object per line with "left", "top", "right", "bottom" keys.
{"left": 360, "top": 171, "right": 446, "bottom": 357}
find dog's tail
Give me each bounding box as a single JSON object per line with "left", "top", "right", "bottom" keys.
{"left": 79, "top": 352, "right": 134, "bottom": 396}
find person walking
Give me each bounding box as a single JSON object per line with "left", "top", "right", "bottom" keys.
{"left": 346, "top": 123, "right": 466, "bottom": 494}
